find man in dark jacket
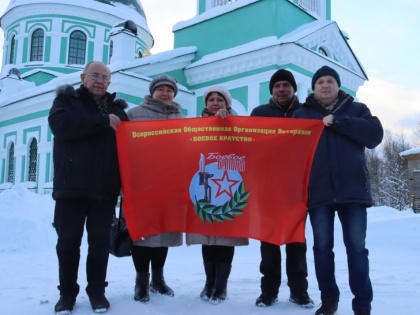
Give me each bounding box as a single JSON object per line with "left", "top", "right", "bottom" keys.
{"left": 251, "top": 69, "right": 314, "bottom": 309}
{"left": 49, "top": 61, "right": 128, "bottom": 314}
{"left": 294, "top": 66, "right": 383, "bottom": 315}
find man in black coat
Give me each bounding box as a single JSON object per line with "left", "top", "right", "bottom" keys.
{"left": 294, "top": 66, "right": 383, "bottom": 315}
{"left": 49, "top": 61, "right": 128, "bottom": 314}
{"left": 251, "top": 69, "right": 314, "bottom": 309}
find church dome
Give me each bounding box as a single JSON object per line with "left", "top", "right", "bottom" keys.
{"left": 3, "top": 0, "right": 152, "bottom": 46}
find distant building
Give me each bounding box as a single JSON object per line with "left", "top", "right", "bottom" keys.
{"left": 0, "top": 0, "right": 367, "bottom": 193}
{"left": 401, "top": 148, "right": 420, "bottom": 213}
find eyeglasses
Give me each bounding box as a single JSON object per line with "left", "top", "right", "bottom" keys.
{"left": 85, "top": 72, "right": 110, "bottom": 82}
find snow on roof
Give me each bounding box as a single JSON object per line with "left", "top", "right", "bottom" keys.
{"left": 109, "top": 46, "right": 197, "bottom": 71}
{"left": 0, "top": 48, "right": 197, "bottom": 106}
{"left": 186, "top": 20, "right": 333, "bottom": 69}
{"left": 400, "top": 147, "right": 420, "bottom": 157}
{"left": 173, "top": 0, "right": 261, "bottom": 32}
{"left": 3, "top": 0, "right": 150, "bottom": 34}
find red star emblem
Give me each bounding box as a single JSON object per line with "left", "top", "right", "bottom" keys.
{"left": 211, "top": 170, "right": 239, "bottom": 198}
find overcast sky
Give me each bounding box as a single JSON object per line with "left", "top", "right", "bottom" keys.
{"left": 0, "top": 0, "right": 419, "bottom": 140}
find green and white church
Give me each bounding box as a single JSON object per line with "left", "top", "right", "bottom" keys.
{"left": 0, "top": 0, "right": 367, "bottom": 193}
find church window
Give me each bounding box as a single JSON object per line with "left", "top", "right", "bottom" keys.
{"left": 68, "top": 31, "right": 86, "bottom": 64}
{"left": 7, "top": 143, "right": 15, "bottom": 183}
{"left": 9, "top": 35, "right": 16, "bottom": 64}
{"left": 30, "top": 29, "right": 44, "bottom": 62}
{"left": 28, "top": 139, "right": 38, "bottom": 182}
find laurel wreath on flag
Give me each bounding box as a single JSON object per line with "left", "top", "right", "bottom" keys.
{"left": 194, "top": 182, "right": 249, "bottom": 224}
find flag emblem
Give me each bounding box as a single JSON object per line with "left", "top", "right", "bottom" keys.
{"left": 189, "top": 153, "right": 250, "bottom": 224}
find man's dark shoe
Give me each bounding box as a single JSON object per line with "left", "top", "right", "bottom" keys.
{"left": 88, "top": 293, "right": 110, "bottom": 313}
{"left": 255, "top": 294, "right": 278, "bottom": 307}
{"left": 55, "top": 295, "right": 76, "bottom": 314}
{"left": 289, "top": 291, "right": 314, "bottom": 308}
{"left": 354, "top": 310, "right": 370, "bottom": 315}
{"left": 315, "top": 302, "right": 338, "bottom": 315}
{"left": 150, "top": 268, "right": 175, "bottom": 296}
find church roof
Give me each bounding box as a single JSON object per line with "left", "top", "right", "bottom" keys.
{"left": 3, "top": 0, "right": 150, "bottom": 34}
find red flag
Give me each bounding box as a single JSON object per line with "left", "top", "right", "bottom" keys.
{"left": 116, "top": 116, "right": 323, "bottom": 246}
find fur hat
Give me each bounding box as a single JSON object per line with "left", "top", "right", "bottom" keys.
{"left": 311, "top": 66, "right": 341, "bottom": 90}
{"left": 149, "top": 74, "right": 178, "bottom": 96}
{"left": 269, "top": 69, "right": 297, "bottom": 94}
{"left": 203, "top": 85, "right": 232, "bottom": 109}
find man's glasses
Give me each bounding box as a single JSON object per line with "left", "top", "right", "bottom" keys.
{"left": 85, "top": 72, "right": 110, "bottom": 82}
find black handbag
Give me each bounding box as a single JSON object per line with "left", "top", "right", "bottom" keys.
{"left": 109, "top": 205, "right": 132, "bottom": 257}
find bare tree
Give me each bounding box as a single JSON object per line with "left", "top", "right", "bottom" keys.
{"left": 365, "top": 148, "right": 381, "bottom": 205}
{"left": 377, "top": 131, "right": 411, "bottom": 210}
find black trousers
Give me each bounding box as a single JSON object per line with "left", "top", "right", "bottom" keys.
{"left": 202, "top": 245, "right": 234, "bottom": 264}
{"left": 131, "top": 246, "right": 168, "bottom": 273}
{"left": 54, "top": 198, "right": 115, "bottom": 297}
{"left": 260, "top": 241, "right": 308, "bottom": 294}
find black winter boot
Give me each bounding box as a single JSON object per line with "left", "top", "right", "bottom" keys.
{"left": 55, "top": 295, "right": 76, "bottom": 314}
{"left": 289, "top": 290, "right": 314, "bottom": 308}
{"left": 86, "top": 284, "right": 110, "bottom": 313}
{"left": 150, "top": 268, "right": 175, "bottom": 296}
{"left": 87, "top": 293, "right": 110, "bottom": 313}
{"left": 210, "top": 263, "right": 231, "bottom": 304}
{"left": 134, "top": 272, "right": 150, "bottom": 303}
{"left": 255, "top": 275, "right": 280, "bottom": 307}
{"left": 315, "top": 302, "right": 338, "bottom": 315}
{"left": 354, "top": 310, "right": 370, "bottom": 315}
{"left": 200, "top": 261, "right": 216, "bottom": 301}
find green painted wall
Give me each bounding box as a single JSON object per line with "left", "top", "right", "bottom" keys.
{"left": 88, "top": 41, "right": 94, "bottom": 62}
{"left": 20, "top": 67, "right": 78, "bottom": 75}
{"left": 1, "top": 159, "right": 4, "bottom": 184}
{"left": 230, "top": 86, "right": 248, "bottom": 111}
{"left": 154, "top": 69, "right": 188, "bottom": 87}
{"left": 326, "top": 0, "right": 331, "bottom": 20}
{"left": 60, "top": 37, "right": 67, "bottom": 64}
{"left": 45, "top": 36, "right": 51, "bottom": 62}
{"left": 102, "top": 45, "right": 109, "bottom": 64}
{"left": 198, "top": 0, "right": 206, "bottom": 14}
{"left": 22, "top": 37, "right": 28, "bottom": 63}
{"left": 259, "top": 81, "right": 271, "bottom": 105}
{"left": 174, "top": 0, "right": 315, "bottom": 59}
{"left": 45, "top": 153, "right": 50, "bottom": 182}
{"left": 25, "top": 72, "right": 57, "bottom": 86}
{"left": 196, "top": 95, "right": 205, "bottom": 117}
{"left": 115, "top": 92, "right": 143, "bottom": 105}
{"left": 0, "top": 110, "right": 49, "bottom": 128}
{"left": 21, "top": 157, "right": 25, "bottom": 182}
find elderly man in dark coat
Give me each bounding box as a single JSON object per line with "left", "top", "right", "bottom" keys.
{"left": 250, "top": 69, "right": 314, "bottom": 309}
{"left": 293, "top": 66, "right": 383, "bottom": 315}
{"left": 49, "top": 61, "right": 128, "bottom": 314}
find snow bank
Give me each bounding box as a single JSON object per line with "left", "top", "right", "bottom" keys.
{"left": 0, "top": 185, "right": 55, "bottom": 252}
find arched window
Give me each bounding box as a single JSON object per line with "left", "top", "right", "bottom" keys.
{"left": 68, "top": 31, "right": 86, "bottom": 64}
{"left": 7, "top": 143, "right": 15, "bottom": 183}
{"left": 9, "top": 35, "right": 16, "bottom": 64}
{"left": 28, "top": 139, "right": 38, "bottom": 182}
{"left": 30, "top": 28, "right": 44, "bottom": 61}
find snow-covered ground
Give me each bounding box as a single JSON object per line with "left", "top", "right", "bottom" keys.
{"left": 1, "top": 186, "right": 419, "bottom": 315}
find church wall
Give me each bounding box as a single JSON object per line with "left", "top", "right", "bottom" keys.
{"left": 175, "top": 0, "right": 316, "bottom": 60}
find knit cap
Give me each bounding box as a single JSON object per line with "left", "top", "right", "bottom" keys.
{"left": 269, "top": 69, "right": 297, "bottom": 94}
{"left": 311, "top": 66, "right": 341, "bottom": 90}
{"left": 149, "top": 74, "right": 178, "bottom": 96}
